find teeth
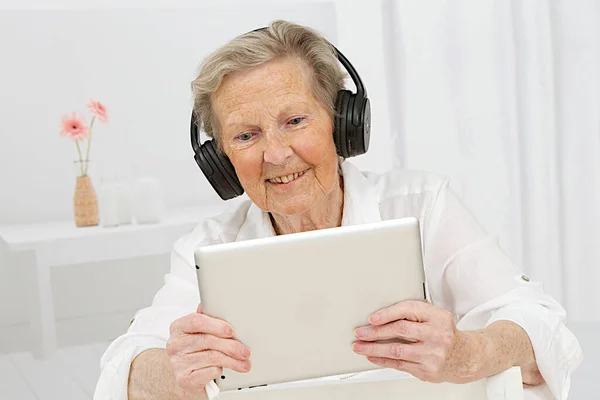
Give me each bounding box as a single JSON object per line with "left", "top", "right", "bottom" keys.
{"left": 269, "top": 170, "right": 306, "bottom": 184}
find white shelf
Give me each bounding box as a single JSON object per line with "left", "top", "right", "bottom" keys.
{"left": 0, "top": 204, "right": 228, "bottom": 359}
{"left": 0, "top": 205, "right": 224, "bottom": 252}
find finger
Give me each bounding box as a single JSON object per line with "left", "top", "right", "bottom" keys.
{"left": 171, "top": 312, "right": 234, "bottom": 339}
{"left": 369, "top": 300, "right": 434, "bottom": 326}
{"left": 355, "top": 319, "right": 429, "bottom": 342}
{"left": 353, "top": 341, "right": 423, "bottom": 363}
{"left": 197, "top": 335, "right": 251, "bottom": 361}
{"left": 176, "top": 366, "right": 223, "bottom": 393}
{"left": 366, "top": 356, "right": 424, "bottom": 379}
{"left": 171, "top": 333, "right": 251, "bottom": 361}
{"left": 182, "top": 350, "right": 252, "bottom": 373}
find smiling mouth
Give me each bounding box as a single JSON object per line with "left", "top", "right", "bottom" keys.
{"left": 267, "top": 169, "right": 309, "bottom": 185}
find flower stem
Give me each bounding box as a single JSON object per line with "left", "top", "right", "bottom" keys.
{"left": 75, "top": 140, "right": 85, "bottom": 176}
{"left": 84, "top": 116, "right": 96, "bottom": 175}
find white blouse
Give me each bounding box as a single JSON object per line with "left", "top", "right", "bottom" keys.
{"left": 94, "top": 161, "right": 582, "bottom": 400}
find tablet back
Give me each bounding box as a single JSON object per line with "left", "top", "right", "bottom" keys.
{"left": 195, "top": 217, "right": 426, "bottom": 391}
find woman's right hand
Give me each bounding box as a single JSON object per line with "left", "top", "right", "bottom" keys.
{"left": 166, "top": 303, "right": 252, "bottom": 396}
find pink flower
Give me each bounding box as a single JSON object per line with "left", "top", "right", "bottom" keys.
{"left": 86, "top": 99, "right": 108, "bottom": 123}
{"left": 60, "top": 113, "right": 89, "bottom": 141}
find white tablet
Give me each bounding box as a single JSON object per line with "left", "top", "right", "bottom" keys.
{"left": 194, "top": 217, "right": 426, "bottom": 392}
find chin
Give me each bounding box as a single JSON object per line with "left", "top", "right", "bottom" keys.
{"left": 267, "top": 195, "right": 315, "bottom": 216}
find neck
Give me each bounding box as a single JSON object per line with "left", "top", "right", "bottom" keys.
{"left": 270, "top": 176, "right": 344, "bottom": 235}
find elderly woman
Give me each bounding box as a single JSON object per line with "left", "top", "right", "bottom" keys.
{"left": 94, "top": 21, "right": 581, "bottom": 400}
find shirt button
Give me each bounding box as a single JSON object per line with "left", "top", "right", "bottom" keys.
{"left": 521, "top": 275, "right": 530, "bottom": 282}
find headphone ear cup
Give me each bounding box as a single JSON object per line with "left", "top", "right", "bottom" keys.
{"left": 347, "top": 95, "right": 370, "bottom": 156}
{"left": 194, "top": 140, "right": 244, "bottom": 200}
{"left": 359, "top": 97, "right": 371, "bottom": 154}
{"left": 204, "top": 141, "right": 243, "bottom": 191}
{"left": 334, "top": 90, "right": 352, "bottom": 158}
{"left": 338, "top": 92, "right": 371, "bottom": 158}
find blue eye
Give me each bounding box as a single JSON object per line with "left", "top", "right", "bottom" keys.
{"left": 288, "top": 117, "right": 305, "bottom": 125}
{"left": 236, "top": 132, "right": 253, "bottom": 141}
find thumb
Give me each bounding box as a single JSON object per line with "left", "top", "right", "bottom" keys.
{"left": 196, "top": 303, "right": 202, "bottom": 314}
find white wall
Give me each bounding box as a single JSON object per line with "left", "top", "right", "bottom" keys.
{"left": 0, "top": 1, "right": 340, "bottom": 225}
{"left": 330, "top": 0, "right": 394, "bottom": 175}
{"left": 0, "top": 0, "right": 394, "bottom": 225}
{"left": 383, "top": 2, "right": 598, "bottom": 396}
{"left": 0, "top": 0, "right": 344, "bottom": 350}
{"left": 0, "top": 0, "right": 396, "bottom": 352}
{"left": 384, "top": 0, "right": 600, "bottom": 322}
{"left": 0, "top": 2, "right": 596, "bottom": 397}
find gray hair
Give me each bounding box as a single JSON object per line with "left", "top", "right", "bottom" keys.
{"left": 191, "top": 20, "right": 346, "bottom": 150}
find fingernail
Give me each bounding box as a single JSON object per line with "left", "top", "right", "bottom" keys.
{"left": 243, "top": 347, "right": 251, "bottom": 359}
{"left": 355, "top": 327, "right": 368, "bottom": 338}
{"left": 226, "top": 326, "right": 234, "bottom": 336}
{"left": 242, "top": 361, "right": 251, "bottom": 371}
{"left": 369, "top": 313, "right": 380, "bottom": 324}
{"left": 353, "top": 343, "right": 365, "bottom": 352}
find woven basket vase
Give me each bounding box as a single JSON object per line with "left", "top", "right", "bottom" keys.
{"left": 73, "top": 175, "right": 99, "bottom": 227}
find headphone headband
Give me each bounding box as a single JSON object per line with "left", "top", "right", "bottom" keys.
{"left": 190, "top": 111, "right": 200, "bottom": 154}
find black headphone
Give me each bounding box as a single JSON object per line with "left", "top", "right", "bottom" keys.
{"left": 190, "top": 27, "right": 371, "bottom": 200}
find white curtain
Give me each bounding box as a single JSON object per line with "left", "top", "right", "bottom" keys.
{"left": 385, "top": 0, "right": 599, "bottom": 323}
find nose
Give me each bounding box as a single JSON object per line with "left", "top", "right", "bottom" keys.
{"left": 263, "top": 131, "right": 293, "bottom": 165}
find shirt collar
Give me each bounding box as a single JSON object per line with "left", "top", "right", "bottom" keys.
{"left": 340, "top": 161, "right": 382, "bottom": 226}
{"left": 235, "top": 161, "right": 381, "bottom": 242}
{"left": 235, "top": 201, "right": 276, "bottom": 242}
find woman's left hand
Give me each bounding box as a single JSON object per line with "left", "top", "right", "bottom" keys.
{"left": 353, "top": 300, "right": 482, "bottom": 384}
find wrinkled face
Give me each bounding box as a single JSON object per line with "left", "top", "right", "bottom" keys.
{"left": 212, "top": 57, "right": 339, "bottom": 215}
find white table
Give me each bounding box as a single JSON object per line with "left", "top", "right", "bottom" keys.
{"left": 0, "top": 205, "right": 225, "bottom": 359}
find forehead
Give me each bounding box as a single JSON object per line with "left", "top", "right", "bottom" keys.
{"left": 212, "top": 57, "right": 315, "bottom": 117}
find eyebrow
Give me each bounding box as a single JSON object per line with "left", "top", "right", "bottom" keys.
{"left": 222, "top": 99, "right": 314, "bottom": 131}
{"left": 222, "top": 113, "right": 260, "bottom": 132}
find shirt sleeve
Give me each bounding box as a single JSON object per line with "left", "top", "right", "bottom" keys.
{"left": 93, "top": 230, "right": 203, "bottom": 400}
{"left": 422, "top": 180, "right": 583, "bottom": 400}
